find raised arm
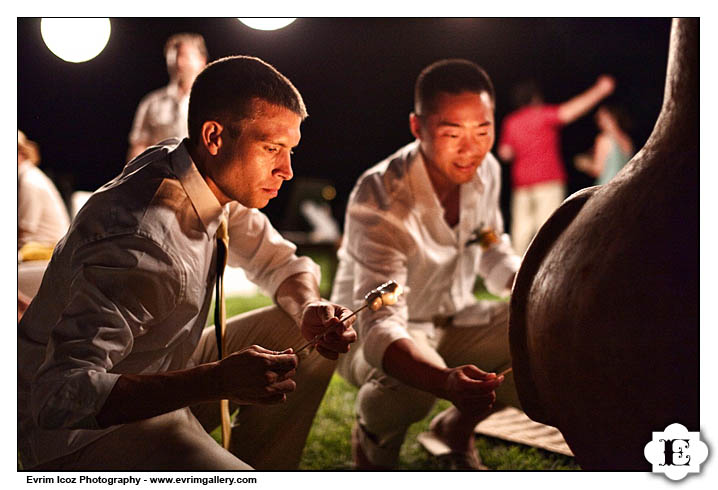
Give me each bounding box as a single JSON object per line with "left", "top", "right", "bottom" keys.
{"left": 557, "top": 75, "right": 615, "bottom": 124}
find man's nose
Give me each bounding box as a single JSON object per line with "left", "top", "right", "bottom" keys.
{"left": 273, "top": 152, "right": 293, "bottom": 180}
{"left": 458, "top": 134, "right": 481, "bottom": 155}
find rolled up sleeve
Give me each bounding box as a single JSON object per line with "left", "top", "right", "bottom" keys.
{"left": 343, "top": 203, "right": 413, "bottom": 370}
{"left": 31, "top": 234, "right": 182, "bottom": 430}
{"left": 225, "top": 203, "right": 320, "bottom": 298}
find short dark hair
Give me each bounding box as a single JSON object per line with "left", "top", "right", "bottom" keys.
{"left": 414, "top": 59, "right": 495, "bottom": 115}
{"left": 510, "top": 80, "right": 543, "bottom": 110}
{"left": 187, "top": 55, "right": 308, "bottom": 145}
{"left": 600, "top": 102, "right": 633, "bottom": 133}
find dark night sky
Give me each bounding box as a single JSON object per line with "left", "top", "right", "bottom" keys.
{"left": 12, "top": 16, "right": 716, "bottom": 475}
{"left": 17, "top": 17, "right": 673, "bottom": 229}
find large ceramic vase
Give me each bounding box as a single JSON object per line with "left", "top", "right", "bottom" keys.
{"left": 509, "top": 18, "right": 698, "bottom": 470}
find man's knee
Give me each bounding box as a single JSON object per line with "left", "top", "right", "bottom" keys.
{"left": 399, "top": 388, "right": 438, "bottom": 424}
{"left": 226, "top": 305, "right": 297, "bottom": 345}
{"left": 294, "top": 350, "right": 337, "bottom": 390}
{"left": 358, "top": 378, "right": 437, "bottom": 429}
{"left": 34, "top": 409, "right": 251, "bottom": 471}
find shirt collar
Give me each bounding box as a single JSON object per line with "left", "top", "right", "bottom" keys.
{"left": 170, "top": 139, "right": 225, "bottom": 237}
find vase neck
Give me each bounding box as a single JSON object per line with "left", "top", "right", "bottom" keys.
{"left": 653, "top": 18, "right": 699, "bottom": 139}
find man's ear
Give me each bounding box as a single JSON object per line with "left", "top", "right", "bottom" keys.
{"left": 165, "top": 46, "right": 178, "bottom": 78}
{"left": 409, "top": 112, "right": 422, "bottom": 140}
{"left": 200, "top": 121, "right": 225, "bottom": 156}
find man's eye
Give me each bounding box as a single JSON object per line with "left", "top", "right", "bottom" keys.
{"left": 443, "top": 133, "right": 459, "bottom": 139}
{"left": 265, "top": 146, "right": 279, "bottom": 153}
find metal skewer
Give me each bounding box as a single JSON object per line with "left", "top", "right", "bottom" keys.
{"left": 294, "top": 304, "right": 369, "bottom": 354}
{"left": 294, "top": 280, "right": 403, "bottom": 355}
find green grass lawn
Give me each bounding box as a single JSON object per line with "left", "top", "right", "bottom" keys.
{"left": 18, "top": 256, "right": 578, "bottom": 471}
{"left": 219, "top": 293, "right": 580, "bottom": 471}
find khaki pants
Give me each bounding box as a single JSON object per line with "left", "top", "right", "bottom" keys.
{"left": 338, "top": 302, "right": 519, "bottom": 466}
{"left": 33, "top": 306, "right": 336, "bottom": 471}
{"left": 510, "top": 180, "right": 565, "bottom": 255}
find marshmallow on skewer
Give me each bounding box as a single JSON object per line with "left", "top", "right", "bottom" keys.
{"left": 295, "top": 280, "right": 404, "bottom": 354}
{"left": 365, "top": 280, "right": 404, "bottom": 311}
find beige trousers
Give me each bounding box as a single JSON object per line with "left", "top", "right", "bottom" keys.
{"left": 338, "top": 301, "right": 519, "bottom": 466}
{"left": 510, "top": 180, "right": 566, "bottom": 255}
{"left": 33, "top": 305, "right": 336, "bottom": 471}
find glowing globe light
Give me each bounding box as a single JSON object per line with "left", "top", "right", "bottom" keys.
{"left": 321, "top": 185, "right": 337, "bottom": 201}
{"left": 238, "top": 18, "right": 296, "bottom": 31}
{"left": 41, "top": 18, "right": 111, "bottom": 63}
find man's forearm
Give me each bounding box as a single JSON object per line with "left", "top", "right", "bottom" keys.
{"left": 275, "top": 272, "right": 322, "bottom": 326}
{"left": 95, "top": 362, "right": 220, "bottom": 428}
{"left": 382, "top": 338, "right": 450, "bottom": 398}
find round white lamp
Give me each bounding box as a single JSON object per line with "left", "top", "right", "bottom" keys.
{"left": 238, "top": 18, "right": 296, "bottom": 31}
{"left": 41, "top": 18, "right": 111, "bottom": 63}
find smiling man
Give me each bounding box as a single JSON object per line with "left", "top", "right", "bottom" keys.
{"left": 18, "top": 56, "right": 356, "bottom": 471}
{"left": 331, "top": 59, "right": 521, "bottom": 470}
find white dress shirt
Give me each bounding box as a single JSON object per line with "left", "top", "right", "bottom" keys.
{"left": 331, "top": 141, "right": 520, "bottom": 370}
{"left": 17, "top": 160, "right": 70, "bottom": 250}
{"left": 17, "top": 139, "right": 319, "bottom": 467}
{"left": 128, "top": 83, "right": 190, "bottom": 148}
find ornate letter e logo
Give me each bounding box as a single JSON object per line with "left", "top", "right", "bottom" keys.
{"left": 644, "top": 423, "right": 708, "bottom": 481}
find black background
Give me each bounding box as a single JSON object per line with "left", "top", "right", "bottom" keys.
{"left": 17, "top": 17, "right": 673, "bottom": 229}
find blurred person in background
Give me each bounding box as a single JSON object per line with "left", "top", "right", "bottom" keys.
{"left": 127, "top": 33, "right": 208, "bottom": 160}
{"left": 574, "top": 103, "right": 634, "bottom": 185}
{"left": 18, "top": 130, "right": 70, "bottom": 319}
{"left": 498, "top": 75, "right": 615, "bottom": 254}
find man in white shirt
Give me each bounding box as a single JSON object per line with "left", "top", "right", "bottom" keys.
{"left": 127, "top": 33, "right": 207, "bottom": 160}
{"left": 331, "top": 59, "right": 521, "bottom": 470}
{"left": 18, "top": 55, "right": 356, "bottom": 471}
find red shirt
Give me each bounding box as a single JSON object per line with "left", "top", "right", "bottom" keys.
{"left": 499, "top": 104, "right": 567, "bottom": 188}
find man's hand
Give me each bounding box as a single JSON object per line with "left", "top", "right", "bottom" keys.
{"left": 275, "top": 272, "right": 357, "bottom": 359}
{"left": 216, "top": 345, "right": 298, "bottom": 405}
{"left": 439, "top": 365, "right": 504, "bottom": 418}
{"left": 97, "top": 345, "right": 299, "bottom": 428}
{"left": 383, "top": 338, "right": 503, "bottom": 417}
{"left": 300, "top": 301, "right": 357, "bottom": 360}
